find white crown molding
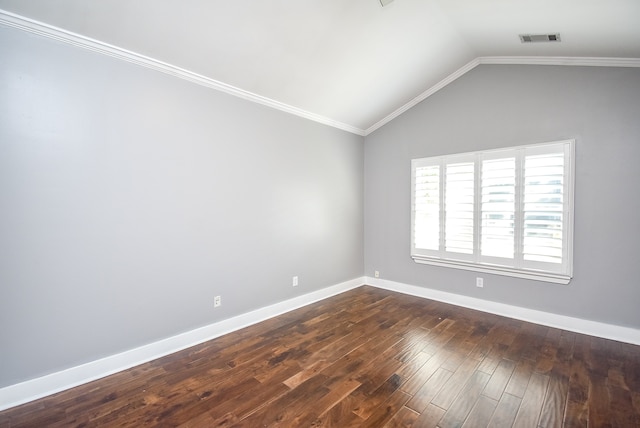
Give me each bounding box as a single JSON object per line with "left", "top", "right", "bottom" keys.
{"left": 0, "top": 9, "right": 366, "bottom": 137}
{"left": 0, "top": 277, "right": 364, "bottom": 411}
{"left": 479, "top": 56, "right": 640, "bottom": 68}
{"left": 364, "top": 55, "right": 640, "bottom": 135}
{"left": 3, "top": 8, "right": 639, "bottom": 138}
{"left": 365, "top": 277, "right": 640, "bottom": 346}
{"left": 364, "top": 58, "right": 482, "bottom": 135}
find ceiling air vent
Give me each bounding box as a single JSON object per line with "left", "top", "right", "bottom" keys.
{"left": 519, "top": 33, "right": 561, "bottom": 43}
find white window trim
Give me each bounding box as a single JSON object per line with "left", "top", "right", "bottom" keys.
{"left": 411, "top": 256, "right": 572, "bottom": 284}
{"left": 411, "top": 140, "right": 575, "bottom": 285}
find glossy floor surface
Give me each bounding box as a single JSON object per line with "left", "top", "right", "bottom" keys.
{"left": 1, "top": 286, "right": 639, "bottom": 427}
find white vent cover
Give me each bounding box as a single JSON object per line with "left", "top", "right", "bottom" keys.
{"left": 519, "top": 33, "right": 561, "bottom": 43}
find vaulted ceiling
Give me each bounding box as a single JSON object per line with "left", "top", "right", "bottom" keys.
{"left": 1, "top": 0, "right": 639, "bottom": 135}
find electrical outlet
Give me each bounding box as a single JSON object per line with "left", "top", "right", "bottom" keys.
{"left": 292, "top": 276, "right": 298, "bottom": 287}
{"left": 214, "top": 295, "right": 221, "bottom": 307}
{"left": 374, "top": 270, "right": 380, "bottom": 278}
{"left": 476, "top": 277, "right": 484, "bottom": 288}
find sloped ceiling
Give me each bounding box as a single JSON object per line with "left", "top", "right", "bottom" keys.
{"left": 1, "top": 0, "right": 639, "bottom": 135}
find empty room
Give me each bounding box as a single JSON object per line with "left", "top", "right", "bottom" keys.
{"left": 1, "top": 0, "right": 639, "bottom": 427}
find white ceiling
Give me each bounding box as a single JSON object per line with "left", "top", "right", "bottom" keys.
{"left": 1, "top": 0, "right": 639, "bottom": 134}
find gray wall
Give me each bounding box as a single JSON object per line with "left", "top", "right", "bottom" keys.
{"left": 0, "top": 26, "right": 364, "bottom": 387}
{"left": 3, "top": 21, "right": 639, "bottom": 392}
{"left": 365, "top": 64, "right": 640, "bottom": 330}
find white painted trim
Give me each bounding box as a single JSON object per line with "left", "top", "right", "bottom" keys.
{"left": 365, "top": 277, "right": 640, "bottom": 346}
{"left": 0, "top": 9, "right": 366, "bottom": 137}
{"left": 411, "top": 257, "right": 571, "bottom": 285}
{"left": 3, "top": 9, "right": 639, "bottom": 137}
{"left": 479, "top": 56, "right": 640, "bottom": 68}
{"left": 2, "top": 275, "right": 638, "bottom": 411}
{"left": 364, "top": 55, "right": 640, "bottom": 135}
{"left": 365, "top": 58, "right": 481, "bottom": 135}
{"left": 0, "top": 277, "right": 364, "bottom": 411}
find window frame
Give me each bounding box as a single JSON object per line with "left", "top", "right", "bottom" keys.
{"left": 411, "top": 140, "right": 575, "bottom": 284}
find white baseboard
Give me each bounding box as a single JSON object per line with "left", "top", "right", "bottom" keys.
{"left": 0, "top": 277, "right": 364, "bottom": 411}
{"left": 365, "top": 277, "right": 640, "bottom": 346}
{"left": 2, "top": 276, "right": 638, "bottom": 412}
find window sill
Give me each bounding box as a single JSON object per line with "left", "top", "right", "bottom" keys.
{"left": 411, "top": 255, "right": 571, "bottom": 284}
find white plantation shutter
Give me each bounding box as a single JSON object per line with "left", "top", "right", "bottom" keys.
{"left": 523, "top": 154, "right": 563, "bottom": 263}
{"left": 480, "top": 157, "right": 516, "bottom": 260}
{"left": 445, "top": 161, "right": 474, "bottom": 256}
{"left": 520, "top": 144, "right": 572, "bottom": 274}
{"left": 413, "top": 163, "right": 440, "bottom": 251}
{"left": 411, "top": 140, "right": 574, "bottom": 284}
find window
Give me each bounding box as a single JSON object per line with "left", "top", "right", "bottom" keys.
{"left": 411, "top": 140, "right": 574, "bottom": 284}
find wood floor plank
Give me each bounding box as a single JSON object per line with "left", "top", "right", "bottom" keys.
{"left": 406, "top": 367, "right": 453, "bottom": 413}
{"left": 207, "top": 377, "right": 290, "bottom": 421}
{"left": 1, "top": 285, "right": 638, "bottom": 427}
{"left": 512, "top": 371, "right": 550, "bottom": 427}
{"left": 430, "top": 356, "right": 480, "bottom": 410}
{"left": 192, "top": 411, "right": 235, "bottom": 428}
{"left": 549, "top": 330, "right": 576, "bottom": 381}
{"left": 412, "top": 403, "right": 446, "bottom": 428}
{"left": 564, "top": 398, "right": 588, "bottom": 427}
{"left": 587, "top": 374, "right": 611, "bottom": 428}
{"left": 305, "top": 378, "right": 362, "bottom": 420}
{"left": 482, "top": 358, "right": 516, "bottom": 401}
{"left": 353, "top": 340, "right": 406, "bottom": 395}
{"left": 566, "top": 347, "right": 590, "bottom": 426}
{"left": 608, "top": 385, "right": 640, "bottom": 427}
{"left": 392, "top": 342, "right": 426, "bottom": 369}
{"left": 283, "top": 359, "right": 333, "bottom": 389}
{"left": 460, "top": 395, "right": 498, "bottom": 428}
{"left": 437, "top": 369, "right": 491, "bottom": 428}
{"left": 632, "top": 391, "right": 640, "bottom": 415}
{"left": 421, "top": 324, "right": 458, "bottom": 356}
{"left": 538, "top": 374, "right": 569, "bottom": 428}
{"left": 394, "top": 350, "right": 433, "bottom": 384}
{"left": 535, "top": 340, "right": 559, "bottom": 375}
{"left": 400, "top": 349, "right": 453, "bottom": 395}
{"left": 351, "top": 374, "right": 404, "bottom": 420}
{"left": 310, "top": 395, "right": 363, "bottom": 428}
{"left": 297, "top": 331, "right": 367, "bottom": 369}
{"left": 467, "top": 335, "right": 494, "bottom": 362}
{"left": 504, "top": 358, "right": 534, "bottom": 398}
{"left": 382, "top": 406, "right": 419, "bottom": 427}
{"left": 232, "top": 373, "right": 330, "bottom": 427}
{"left": 359, "top": 389, "right": 411, "bottom": 428}
{"left": 487, "top": 392, "right": 521, "bottom": 428}
{"left": 477, "top": 342, "right": 508, "bottom": 375}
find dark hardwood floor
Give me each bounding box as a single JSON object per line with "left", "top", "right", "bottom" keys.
{"left": 1, "top": 286, "right": 639, "bottom": 427}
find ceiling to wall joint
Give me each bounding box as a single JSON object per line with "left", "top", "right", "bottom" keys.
{"left": 0, "top": 0, "right": 638, "bottom": 134}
